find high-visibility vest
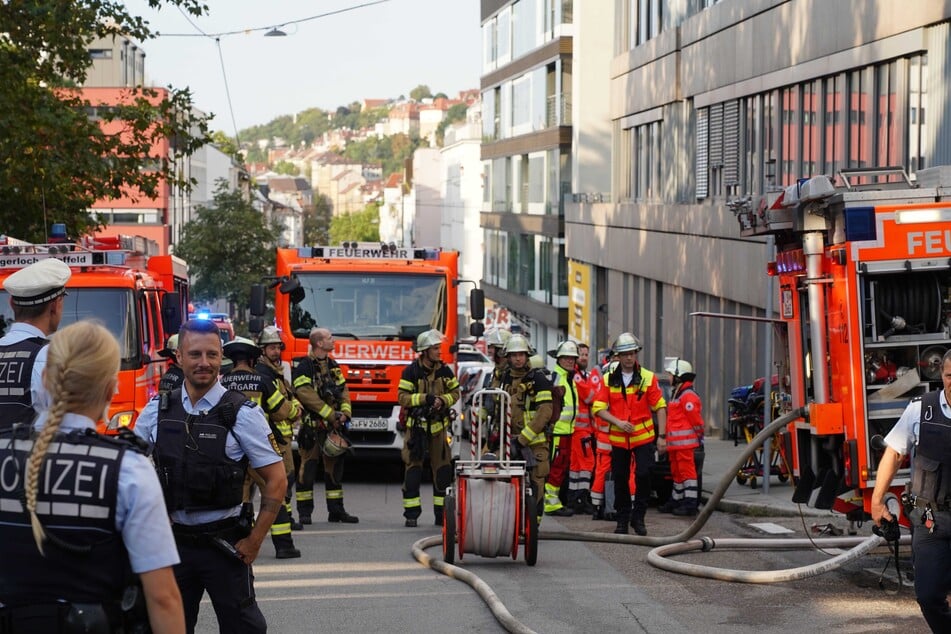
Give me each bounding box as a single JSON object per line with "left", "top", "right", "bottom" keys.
{"left": 551, "top": 364, "right": 576, "bottom": 436}
{"left": 592, "top": 366, "right": 666, "bottom": 449}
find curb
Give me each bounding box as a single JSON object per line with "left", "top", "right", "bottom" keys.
{"left": 705, "top": 493, "right": 837, "bottom": 518}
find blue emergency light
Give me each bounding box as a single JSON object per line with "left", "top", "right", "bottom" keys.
{"left": 843, "top": 206, "right": 877, "bottom": 242}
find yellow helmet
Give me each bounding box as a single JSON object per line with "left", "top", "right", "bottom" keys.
{"left": 416, "top": 328, "right": 444, "bottom": 352}
{"left": 613, "top": 332, "right": 642, "bottom": 353}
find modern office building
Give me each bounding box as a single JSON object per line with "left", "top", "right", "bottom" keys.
{"left": 565, "top": 0, "right": 951, "bottom": 426}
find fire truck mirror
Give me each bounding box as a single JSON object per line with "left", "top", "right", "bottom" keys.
{"left": 469, "top": 321, "right": 485, "bottom": 338}
{"left": 250, "top": 284, "right": 267, "bottom": 316}
{"left": 161, "top": 292, "right": 183, "bottom": 334}
{"left": 249, "top": 317, "right": 265, "bottom": 335}
{"left": 469, "top": 288, "right": 485, "bottom": 320}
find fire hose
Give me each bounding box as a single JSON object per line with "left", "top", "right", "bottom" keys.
{"left": 411, "top": 407, "right": 910, "bottom": 633}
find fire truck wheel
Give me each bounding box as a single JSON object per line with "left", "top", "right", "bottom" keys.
{"left": 443, "top": 494, "right": 456, "bottom": 565}
{"left": 524, "top": 490, "right": 538, "bottom": 566}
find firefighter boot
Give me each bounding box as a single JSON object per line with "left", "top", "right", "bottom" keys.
{"left": 613, "top": 514, "right": 629, "bottom": 535}
{"left": 328, "top": 499, "right": 359, "bottom": 524}
{"left": 575, "top": 490, "right": 596, "bottom": 515}
{"left": 631, "top": 502, "right": 648, "bottom": 536}
{"left": 657, "top": 498, "right": 681, "bottom": 514}
{"left": 592, "top": 505, "right": 603, "bottom": 521}
{"left": 434, "top": 507, "right": 443, "bottom": 527}
{"left": 673, "top": 499, "right": 699, "bottom": 517}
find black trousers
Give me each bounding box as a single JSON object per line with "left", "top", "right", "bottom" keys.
{"left": 912, "top": 508, "right": 951, "bottom": 632}
{"left": 610, "top": 444, "right": 654, "bottom": 519}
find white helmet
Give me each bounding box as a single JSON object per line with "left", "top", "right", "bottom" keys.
{"left": 504, "top": 333, "right": 531, "bottom": 355}
{"left": 223, "top": 336, "right": 262, "bottom": 360}
{"left": 550, "top": 340, "right": 579, "bottom": 359}
{"left": 664, "top": 358, "right": 694, "bottom": 379}
{"left": 529, "top": 354, "right": 546, "bottom": 369}
{"left": 613, "top": 332, "right": 642, "bottom": 353}
{"left": 416, "top": 328, "right": 444, "bottom": 352}
{"left": 159, "top": 333, "right": 179, "bottom": 359}
{"left": 322, "top": 430, "right": 351, "bottom": 457}
{"left": 257, "top": 326, "right": 284, "bottom": 348}
{"left": 484, "top": 328, "right": 512, "bottom": 349}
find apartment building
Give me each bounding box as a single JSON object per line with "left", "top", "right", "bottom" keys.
{"left": 565, "top": 0, "right": 951, "bottom": 426}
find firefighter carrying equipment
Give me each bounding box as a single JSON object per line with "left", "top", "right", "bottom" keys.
{"left": 416, "top": 328, "right": 445, "bottom": 352}
{"left": 257, "top": 326, "right": 285, "bottom": 348}
{"left": 613, "top": 332, "right": 642, "bottom": 353}
{"left": 223, "top": 337, "right": 262, "bottom": 360}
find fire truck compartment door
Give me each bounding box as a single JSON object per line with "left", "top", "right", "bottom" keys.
{"left": 808, "top": 402, "right": 843, "bottom": 435}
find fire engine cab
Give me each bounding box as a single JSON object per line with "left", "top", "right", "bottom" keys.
{"left": 0, "top": 234, "right": 187, "bottom": 432}
{"left": 733, "top": 166, "right": 951, "bottom": 521}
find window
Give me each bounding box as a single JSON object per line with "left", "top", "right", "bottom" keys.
{"left": 908, "top": 54, "right": 928, "bottom": 173}
{"left": 632, "top": 121, "right": 661, "bottom": 200}
{"left": 695, "top": 108, "right": 708, "bottom": 199}
{"left": 513, "top": 0, "right": 538, "bottom": 58}
{"left": 631, "top": 0, "right": 662, "bottom": 46}
{"left": 89, "top": 48, "right": 113, "bottom": 59}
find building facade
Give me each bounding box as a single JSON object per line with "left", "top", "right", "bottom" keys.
{"left": 565, "top": 0, "right": 951, "bottom": 429}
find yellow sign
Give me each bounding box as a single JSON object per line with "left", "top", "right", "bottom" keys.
{"left": 568, "top": 260, "right": 591, "bottom": 343}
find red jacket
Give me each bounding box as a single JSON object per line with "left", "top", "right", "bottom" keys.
{"left": 666, "top": 381, "right": 703, "bottom": 451}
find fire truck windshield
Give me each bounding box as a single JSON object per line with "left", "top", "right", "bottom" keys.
{"left": 0, "top": 289, "right": 139, "bottom": 365}
{"left": 288, "top": 272, "right": 447, "bottom": 341}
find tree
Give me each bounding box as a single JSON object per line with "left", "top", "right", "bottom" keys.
{"left": 273, "top": 160, "right": 299, "bottom": 176}
{"left": 409, "top": 85, "right": 432, "bottom": 101}
{"left": 303, "top": 194, "right": 332, "bottom": 245}
{"left": 435, "top": 103, "right": 469, "bottom": 147}
{"left": 0, "top": 1, "right": 211, "bottom": 242}
{"left": 211, "top": 130, "right": 243, "bottom": 163}
{"left": 329, "top": 203, "right": 380, "bottom": 244}
{"left": 173, "top": 181, "right": 283, "bottom": 317}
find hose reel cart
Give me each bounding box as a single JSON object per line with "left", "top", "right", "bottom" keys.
{"left": 442, "top": 388, "right": 538, "bottom": 566}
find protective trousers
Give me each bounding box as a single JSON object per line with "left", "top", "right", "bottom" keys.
{"left": 544, "top": 434, "right": 571, "bottom": 513}
{"left": 568, "top": 430, "right": 596, "bottom": 505}
{"left": 610, "top": 444, "right": 654, "bottom": 521}
{"left": 911, "top": 508, "right": 951, "bottom": 632}
{"left": 244, "top": 435, "right": 297, "bottom": 553}
{"left": 527, "top": 442, "right": 551, "bottom": 521}
{"left": 591, "top": 432, "right": 633, "bottom": 509}
{"left": 296, "top": 441, "right": 321, "bottom": 522}
{"left": 401, "top": 427, "right": 452, "bottom": 521}
{"left": 317, "top": 429, "right": 350, "bottom": 517}
{"left": 668, "top": 447, "right": 699, "bottom": 508}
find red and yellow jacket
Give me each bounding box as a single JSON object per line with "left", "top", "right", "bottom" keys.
{"left": 592, "top": 365, "right": 666, "bottom": 449}
{"left": 666, "top": 381, "right": 704, "bottom": 451}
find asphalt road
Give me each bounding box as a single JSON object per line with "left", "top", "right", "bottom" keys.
{"left": 192, "top": 458, "right": 926, "bottom": 633}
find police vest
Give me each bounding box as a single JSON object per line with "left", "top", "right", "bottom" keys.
{"left": 152, "top": 389, "right": 250, "bottom": 512}
{"left": 911, "top": 390, "right": 951, "bottom": 507}
{"left": 0, "top": 427, "right": 139, "bottom": 604}
{"left": 158, "top": 365, "right": 185, "bottom": 394}
{"left": 0, "top": 336, "right": 46, "bottom": 430}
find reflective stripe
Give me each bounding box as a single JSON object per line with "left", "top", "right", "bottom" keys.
{"left": 520, "top": 427, "right": 539, "bottom": 444}
{"left": 296, "top": 490, "right": 314, "bottom": 502}
{"left": 293, "top": 375, "right": 313, "bottom": 388}
{"left": 403, "top": 497, "right": 421, "bottom": 509}
{"left": 319, "top": 403, "right": 333, "bottom": 419}
{"left": 433, "top": 496, "right": 444, "bottom": 506}
{"left": 271, "top": 522, "right": 291, "bottom": 536}
{"left": 326, "top": 489, "right": 343, "bottom": 500}
{"left": 266, "top": 390, "right": 285, "bottom": 411}
{"left": 398, "top": 379, "right": 415, "bottom": 392}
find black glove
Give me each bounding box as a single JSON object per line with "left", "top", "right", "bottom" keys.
{"left": 520, "top": 445, "right": 537, "bottom": 469}
{"left": 425, "top": 393, "right": 437, "bottom": 408}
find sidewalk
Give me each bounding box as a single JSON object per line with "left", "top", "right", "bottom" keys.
{"left": 700, "top": 437, "right": 835, "bottom": 518}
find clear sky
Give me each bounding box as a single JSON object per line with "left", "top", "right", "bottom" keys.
{"left": 123, "top": 0, "right": 482, "bottom": 135}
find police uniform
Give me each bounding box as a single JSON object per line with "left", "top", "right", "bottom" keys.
{"left": 292, "top": 354, "right": 356, "bottom": 523}
{"left": 884, "top": 390, "right": 951, "bottom": 632}
{"left": 0, "top": 258, "right": 72, "bottom": 426}
{"left": 135, "top": 383, "right": 280, "bottom": 633}
{"left": 0, "top": 412, "right": 178, "bottom": 631}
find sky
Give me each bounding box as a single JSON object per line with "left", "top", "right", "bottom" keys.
{"left": 123, "top": 0, "right": 482, "bottom": 135}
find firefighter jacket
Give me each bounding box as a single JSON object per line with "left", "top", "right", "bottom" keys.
{"left": 910, "top": 390, "right": 951, "bottom": 507}
{"left": 551, "top": 364, "right": 577, "bottom": 436}
{"left": 666, "top": 381, "right": 704, "bottom": 451}
{"left": 152, "top": 389, "right": 250, "bottom": 512}
{"left": 496, "top": 366, "right": 553, "bottom": 446}
{"left": 398, "top": 357, "right": 460, "bottom": 434}
{"left": 158, "top": 364, "right": 185, "bottom": 395}
{"left": 592, "top": 364, "right": 666, "bottom": 449}
{"left": 292, "top": 355, "right": 352, "bottom": 426}
{"left": 256, "top": 358, "right": 300, "bottom": 437}
{"left": 0, "top": 426, "right": 137, "bottom": 604}
{"left": 573, "top": 368, "right": 601, "bottom": 434}
{"left": 0, "top": 335, "right": 46, "bottom": 429}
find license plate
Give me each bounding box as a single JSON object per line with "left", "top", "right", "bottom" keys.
{"left": 349, "top": 417, "right": 389, "bottom": 431}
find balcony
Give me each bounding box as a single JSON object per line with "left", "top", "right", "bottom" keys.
{"left": 546, "top": 93, "right": 572, "bottom": 128}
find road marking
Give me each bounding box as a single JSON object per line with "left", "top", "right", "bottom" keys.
{"left": 747, "top": 521, "right": 794, "bottom": 534}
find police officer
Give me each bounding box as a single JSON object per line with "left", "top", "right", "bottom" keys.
{"left": 0, "top": 258, "right": 71, "bottom": 427}
{"left": 872, "top": 349, "right": 951, "bottom": 632}
{"left": 398, "top": 329, "right": 460, "bottom": 527}
{"left": 158, "top": 334, "right": 185, "bottom": 394}
{"left": 221, "top": 336, "right": 301, "bottom": 559}
{"left": 0, "top": 320, "right": 185, "bottom": 633}
{"left": 495, "top": 333, "right": 554, "bottom": 522}
{"left": 292, "top": 327, "right": 358, "bottom": 524}
{"left": 592, "top": 333, "right": 667, "bottom": 536}
{"left": 135, "top": 319, "right": 286, "bottom": 634}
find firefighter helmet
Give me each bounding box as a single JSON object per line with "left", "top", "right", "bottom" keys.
{"left": 504, "top": 333, "right": 531, "bottom": 355}
{"left": 529, "top": 353, "right": 546, "bottom": 369}
{"left": 323, "top": 430, "right": 351, "bottom": 457}
{"left": 223, "top": 337, "right": 261, "bottom": 360}
{"left": 550, "top": 340, "right": 579, "bottom": 359}
{"left": 257, "top": 326, "right": 284, "bottom": 349}
{"left": 613, "top": 332, "right": 642, "bottom": 353}
{"left": 159, "top": 334, "right": 179, "bottom": 359}
{"left": 664, "top": 358, "right": 695, "bottom": 379}
{"left": 416, "top": 328, "right": 444, "bottom": 352}
{"left": 484, "top": 328, "right": 512, "bottom": 349}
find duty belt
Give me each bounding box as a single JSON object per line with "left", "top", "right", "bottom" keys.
{"left": 907, "top": 494, "right": 951, "bottom": 512}
{"left": 171, "top": 517, "right": 246, "bottom": 543}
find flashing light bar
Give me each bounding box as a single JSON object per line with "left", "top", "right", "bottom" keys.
{"left": 774, "top": 248, "right": 807, "bottom": 275}
{"left": 894, "top": 208, "right": 951, "bottom": 225}
{"left": 299, "top": 243, "right": 442, "bottom": 261}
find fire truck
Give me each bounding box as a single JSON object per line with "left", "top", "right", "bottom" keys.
{"left": 732, "top": 166, "right": 951, "bottom": 522}
{"left": 0, "top": 234, "right": 187, "bottom": 432}
{"left": 250, "top": 242, "right": 481, "bottom": 459}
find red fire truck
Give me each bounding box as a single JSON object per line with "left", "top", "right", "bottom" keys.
{"left": 0, "top": 234, "right": 187, "bottom": 432}
{"left": 250, "top": 242, "right": 480, "bottom": 459}
{"left": 732, "top": 166, "right": 951, "bottom": 521}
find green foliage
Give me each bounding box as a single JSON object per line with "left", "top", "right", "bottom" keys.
{"left": 329, "top": 203, "right": 380, "bottom": 244}
{"left": 303, "top": 194, "right": 332, "bottom": 245}
{"left": 0, "top": 0, "right": 211, "bottom": 242}
{"left": 409, "top": 85, "right": 432, "bottom": 101}
{"left": 343, "top": 133, "right": 421, "bottom": 178}
{"left": 173, "top": 180, "right": 282, "bottom": 309}
{"left": 435, "top": 103, "right": 470, "bottom": 147}
{"left": 273, "top": 160, "right": 299, "bottom": 176}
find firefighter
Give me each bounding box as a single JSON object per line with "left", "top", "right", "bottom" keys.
{"left": 0, "top": 258, "right": 71, "bottom": 427}
{"left": 292, "top": 327, "right": 358, "bottom": 524}
{"left": 134, "top": 318, "right": 286, "bottom": 633}
{"left": 398, "top": 328, "right": 460, "bottom": 527}
{"left": 658, "top": 358, "right": 705, "bottom": 517}
{"left": 591, "top": 352, "right": 625, "bottom": 520}
{"left": 158, "top": 333, "right": 185, "bottom": 394}
{"left": 545, "top": 340, "right": 579, "bottom": 517}
{"left": 592, "top": 333, "right": 667, "bottom": 535}
{"left": 484, "top": 327, "right": 512, "bottom": 385}
{"left": 0, "top": 321, "right": 185, "bottom": 632}
{"left": 569, "top": 342, "right": 600, "bottom": 515}
{"left": 220, "top": 336, "right": 301, "bottom": 559}
{"left": 495, "top": 333, "right": 554, "bottom": 522}
{"left": 872, "top": 348, "right": 951, "bottom": 633}
{"left": 255, "top": 327, "right": 306, "bottom": 530}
